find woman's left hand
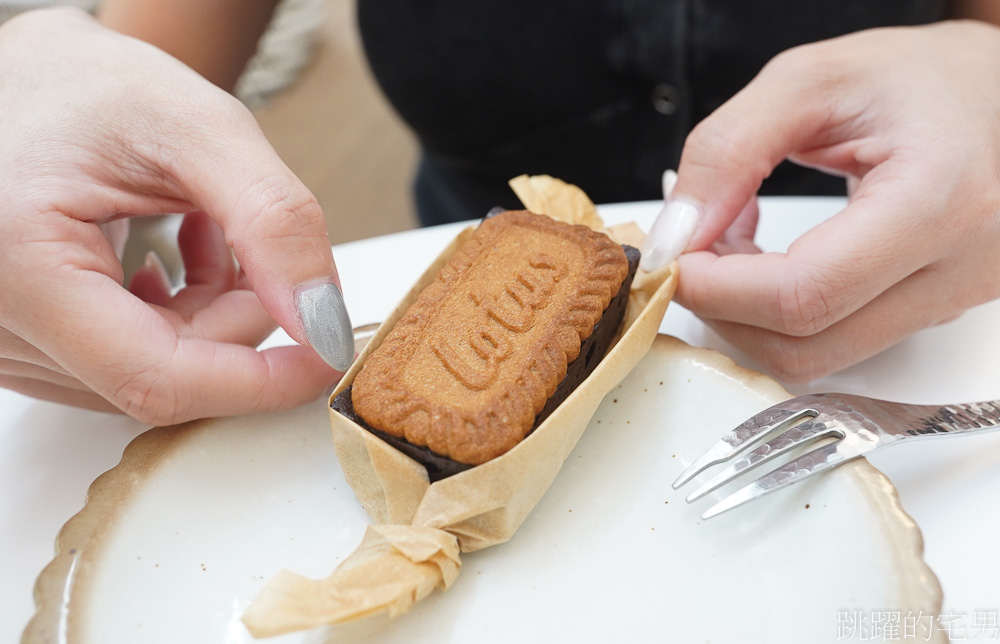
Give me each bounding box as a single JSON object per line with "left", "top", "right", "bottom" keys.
{"left": 643, "top": 20, "right": 1000, "bottom": 382}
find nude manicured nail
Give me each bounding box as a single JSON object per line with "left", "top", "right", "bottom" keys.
{"left": 295, "top": 280, "right": 355, "bottom": 372}
{"left": 662, "top": 169, "right": 678, "bottom": 199}
{"left": 640, "top": 197, "right": 704, "bottom": 272}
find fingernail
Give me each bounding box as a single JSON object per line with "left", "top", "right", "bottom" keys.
{"left": 662, "top": 169, "right": 678, "bottom": 199}
{"left": 99, "top": 219, "right": 130, "bottom": 259}
{"left": 144, "top": 250, "right": 173, "bottom": 293}
{"left": 640, "top": 197, "right": 703, "bottom": 271}
{"left": 295, "top": 280, "right": 355, "bottom": 372}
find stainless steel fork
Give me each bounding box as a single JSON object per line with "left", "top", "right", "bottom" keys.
{"left": 672, "top": 393, "right": 1000, "bottom": 520}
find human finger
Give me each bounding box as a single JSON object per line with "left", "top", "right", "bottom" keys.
{"left": 129, "top": 251, "right": 174, "bottom": 307}
{"left": 0, "top": 358, "right": 87, "bottom": 390}
{"left": 163, "top": 213, "right": 277, "bottom": 346}
{"left": 174, "top": 212, "right": 237, "bottom": 294}
{"left": 0, "top": 375, "right": 119, "bottom": 413}
{"left": 0, "top": 328, "right": 65, "bottom": 372}
{"left": 698, "top": 255, "right": 993, "bottom": 382}
{"left": 708, "top": 196, "right": 761, "bottom": 256}
{"left": 23, "top": 272, "right": 338, "bottom": 423}
{"left": 156, "top": 290, "right": 278, "bottom": 348}
{"left": 147, "top": 341, "right": 339, "bottom": 423}
{"left": 641, "top": 45, "right": 847, "bottom": 269}
{"left": 147, "top": 107, "right": 355, "bottom": 370}
{"left": 2, "top": 208, "right": 342, "bottom": 424}
{"left": 674, "top": 166, "right": 948, "bottom": 336}
{"left": 125, "top": 216, "right": 276, "bottom": 347}
{"left": 5, "top": 10, "right": 353, "bottom": 371}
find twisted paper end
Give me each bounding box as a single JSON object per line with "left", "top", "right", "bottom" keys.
{"left": 242, "top": 525, "right": 460, "bottom": 639}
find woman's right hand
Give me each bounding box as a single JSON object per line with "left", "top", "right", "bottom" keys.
{"left": 0, "top": 8, "right": 353, "bottom": 424}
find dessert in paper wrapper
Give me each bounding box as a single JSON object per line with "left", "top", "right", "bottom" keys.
{"left": 242, "top": 175, "right": 677, "bottom": 638}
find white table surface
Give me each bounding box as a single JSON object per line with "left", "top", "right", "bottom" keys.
{"left": 2, "top": 197, "right": 999, "bottom": 642}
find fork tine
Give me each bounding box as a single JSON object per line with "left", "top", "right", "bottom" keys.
{"left": 671, "top": 399, "right": 818, "bottom": 489}
{"left": 684, "top": 419, "right": 843, "bottom": 502}
{"left": 699, "top": 441, "right": 862, "bottom": 520}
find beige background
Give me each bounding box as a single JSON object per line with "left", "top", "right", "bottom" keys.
{"left": 253, "top": 0, "right": 420, "bottom": 245}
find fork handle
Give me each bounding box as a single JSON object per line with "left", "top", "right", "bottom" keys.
{"left": 900, "top": 399, "right": 1000, "bottom": 438}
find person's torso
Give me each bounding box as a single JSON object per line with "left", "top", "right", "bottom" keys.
{"left": 358, "top": 0, "right": 948, "bottom": 223}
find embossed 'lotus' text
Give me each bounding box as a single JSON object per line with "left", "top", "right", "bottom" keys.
{"left": 431, "top": 254, "right": 566, "bottom": 390}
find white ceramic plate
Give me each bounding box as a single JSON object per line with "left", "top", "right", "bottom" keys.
{"left": 26, "top": 335, "right": 942, "bottom": 644}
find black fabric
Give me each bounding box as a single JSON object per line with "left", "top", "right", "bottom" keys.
{"left": 358, "top": 0, "right": 948, "bottom": 225}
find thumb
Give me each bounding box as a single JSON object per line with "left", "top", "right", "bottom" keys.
{"left": 165, "top": 109, "right": 355, "bottom": 370}
{"left": 56, "top": 11, "right": 359, "bottom": 372}
{"left": 640, "top": 51, "right": 834, "bottom": 270}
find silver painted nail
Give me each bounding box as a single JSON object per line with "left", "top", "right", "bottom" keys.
{"left": 295, "top": 281, "right": 355, "bottom": 372}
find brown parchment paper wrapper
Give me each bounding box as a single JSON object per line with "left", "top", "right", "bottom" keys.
{"left": 243, "top": 176, "right": 677, "bottom": 639}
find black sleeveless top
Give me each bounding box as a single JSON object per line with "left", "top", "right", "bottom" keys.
{"left": 358, "top": 1, "right": 948, "bottom": 225}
